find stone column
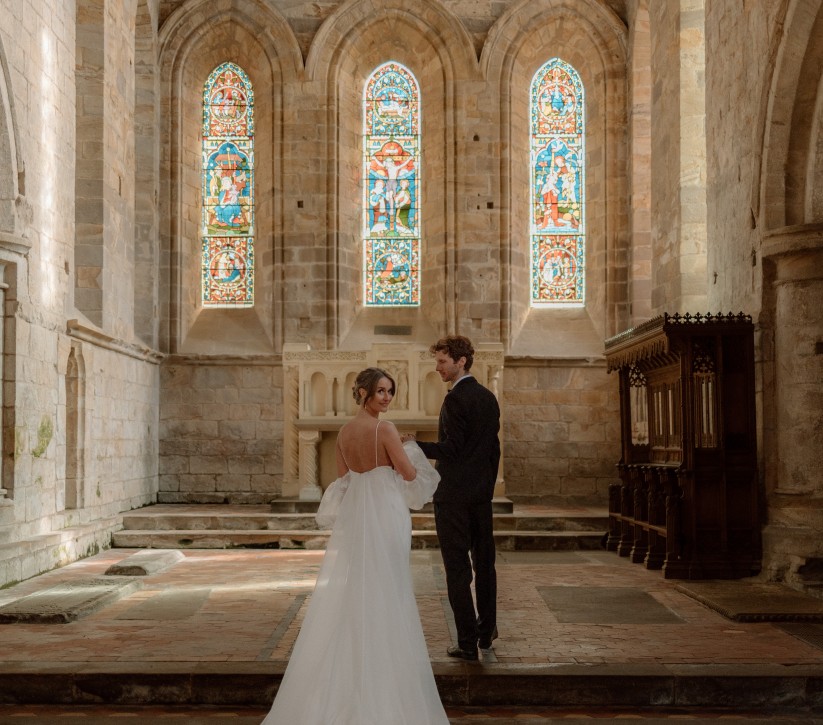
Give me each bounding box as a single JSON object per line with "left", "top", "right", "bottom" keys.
{"left": 298, "top": 430, "right": 323, "bottom": 501}
{"left": 768, "top": 237, "right": 823, "bottom": 495}
{"left": 0, "top": 263, "right": 6, "bottom": 499}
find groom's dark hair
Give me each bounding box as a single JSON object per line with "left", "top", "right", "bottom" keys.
{"left": 431, "top": 335, "right": 474, "bottom": 371}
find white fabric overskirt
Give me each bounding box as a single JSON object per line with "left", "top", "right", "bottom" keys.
{"left": 262, "top": 444, "right": 447, "bottom": 724}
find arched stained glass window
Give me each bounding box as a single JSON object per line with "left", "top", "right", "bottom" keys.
{"left": 530, "top": 58, "right": 585, "bottom": 305}
{"left": 201, "top": 62, "right": 254, "bottom": 307}
{"left": 363, "top": 62, "right": 420, "bottom": 306}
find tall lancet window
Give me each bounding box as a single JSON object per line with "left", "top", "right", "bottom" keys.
{"left": 530, "top": 58, "right": 585, "bottom": 305}
{"left": 201, "top": 62, "right": 255, "bottom": 307}
{"left": 363, "top": 62, "right": 421, "bottom": 306}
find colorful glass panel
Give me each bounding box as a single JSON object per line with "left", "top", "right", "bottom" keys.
{"left": 530, "top": 59, "right": 585, "bottom": 305}
{"left": 201, "top": 62, "right": 254, "bottom": 307}
{"left": 363, "top": 62, "right": 420, "bottom": 306}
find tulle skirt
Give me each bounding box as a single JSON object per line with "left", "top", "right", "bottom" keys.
{"left": 262, "top": 446, "right": 447, "bottom": 724}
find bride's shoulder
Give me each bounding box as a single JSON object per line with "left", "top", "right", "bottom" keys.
{"left": 377, "top": 419, "right": 399, "bottom": 435}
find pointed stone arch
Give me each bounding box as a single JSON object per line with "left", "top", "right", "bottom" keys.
{"left": 0, "top": 34, "right": 27, "bottom": 242}
{"left": 64, "top": 343, "right": 87, "bottom": 510}
{"left": 484, "top": 0, "right": 629, "bottom": 354}
{"left": 758, "top": 0, "right": 823, "bottom": 229}
{"left": 304, "top": 0, "right": 480, "bottom": 347}
{"left": 157, "top": 0, "right": 302, "bottom": 354}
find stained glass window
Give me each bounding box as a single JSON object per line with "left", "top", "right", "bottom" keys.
{"left": 363, "top": 62, "right": 420, "bottom": 306}
{"left": 201, "top": 62, "right": 254, "bottom": 307}
{"left": 530, "top": 58, "right": 585, "bottom": 305}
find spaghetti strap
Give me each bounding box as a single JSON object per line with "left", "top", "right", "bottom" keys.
{"left": 374, "top": 420, "right": 381, "bottom": 468}
{"left": 337, "top": 434, "right": 350, "bottom": 470}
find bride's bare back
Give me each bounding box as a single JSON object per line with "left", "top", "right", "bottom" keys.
{"left": 337, "top": 416, "right": 416, "bottom": 480}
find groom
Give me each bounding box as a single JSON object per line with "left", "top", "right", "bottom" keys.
{"left": 406, "top": 335, "right": 501, "bottom": 661}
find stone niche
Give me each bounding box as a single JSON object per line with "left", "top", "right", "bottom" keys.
{"left": 280, "top": 342, "right": 505, "bottom": 500}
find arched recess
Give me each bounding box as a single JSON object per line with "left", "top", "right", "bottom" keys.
{"left": 756, "top": 0, "right": 823, "bottom": 505}
{"left": 305, "top": 0, "right": 479, "bottom": 349}
{"left": 133, "top": 0, "right": 160, "bottom": 347}
{"left": 64, "top": 343, "right": 86, "bottom": 510}
{"left": 484, "top": 0, "right": 628, "bottom": 356}
{"left": 759, "top": 0, "right": 823, "bottom": 229}
{"left": 0, "top": 35, "right": 26, "bottom": 503}
{"left": 0, "top": 35, "right": 25, "bottom": 239}
{"left": 157, "top": 0, "right": 302, "bottom": 354}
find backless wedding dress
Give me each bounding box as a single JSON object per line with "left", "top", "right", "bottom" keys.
{"left": 262, "top": 431, "right": 449, "bottom": 724}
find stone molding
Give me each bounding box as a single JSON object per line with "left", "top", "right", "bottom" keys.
{"left": 762, "top": 223, "right": 823, "bottom": 261}
{"left": 67, "top": 320, "right": 164, "bottom": 365}
{"left": 0, "top": 231, "right": 31, "bottom": 256}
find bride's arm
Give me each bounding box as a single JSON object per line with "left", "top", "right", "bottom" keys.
{"left": 381, "top": 422, "right": 417, "bottom": 481}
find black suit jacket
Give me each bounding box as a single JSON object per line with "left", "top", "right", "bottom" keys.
{"left": 418, "top": 376, "right": 501, "bottom": 504}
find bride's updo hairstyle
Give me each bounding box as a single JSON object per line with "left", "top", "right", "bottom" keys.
{"left": 352, "top": 367, "right": 396, "bottom": 406}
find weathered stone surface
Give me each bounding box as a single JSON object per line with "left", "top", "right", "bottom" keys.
{"left": 104, "top": 549, "right": 185, "bottom": 577}
{"left": 0, "top": 578, "right": 142, "bottom": 624}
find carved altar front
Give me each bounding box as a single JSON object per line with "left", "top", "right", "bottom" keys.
{"left": 281, "top": 343, "right": 505, "bottom": 500}
{"left": 604, "top": 313, "right": 761, "bottom": 579}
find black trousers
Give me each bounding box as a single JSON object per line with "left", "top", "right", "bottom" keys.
{"left": 434, "top": 501, "right": 497, "bottom": 650}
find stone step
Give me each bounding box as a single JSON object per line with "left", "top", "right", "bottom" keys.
{"left": 120, "top": 511, "right": 607, "bottom": 533}
{"left": 111, "top": 528, "right": 605, "bottom": 551}
{"left": 269, "top": 496, "right": 516, "bottom": 514}
{"left": 0, "top": 661, "right": 819, "bottom": 711}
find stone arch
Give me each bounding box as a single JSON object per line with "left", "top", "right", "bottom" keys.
{"left": 157, "top": 0, "right": 302, "bottom": 354}
{"left": 305, "top": 0, "right": 479, "bottom": 347}
{"left": 0, "top": 32, "right": 26, "bottom": 240}
{"left": 64, "top": 343, "right": 87, "bottom": 510}
{"left": 759, "top": 0, "right": 823, "bottom": 229}
{"left": 755, "top": 0, "right": 823, "bottom": 596}
{"left": 483, "top": 0, "right": 629, "bottom": 355}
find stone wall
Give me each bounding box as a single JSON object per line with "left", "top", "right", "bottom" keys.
{"left": 503, "top": 361, "right": 620, "bottom": 504}
{"left": 705, "top": 0, "right": 823, "bottom": 595}
{"left": 159, "top": 361, "right": 283, "bottom": 503}
{"left": 648, "top": 0, "right": 708, "bottom": 315}
{"left": 4, "top": 0, "right": 821, "bottom": 597}
{"left": 0, "top": 1, "right": 160, "bottom": 587}
{"left": 155, "top": 0, "right": 629, "bottom": 503}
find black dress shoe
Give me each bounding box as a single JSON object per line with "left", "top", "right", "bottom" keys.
{"left": 447, "top": 645, "right": 479, "bottom": 661}
{"left": 478, "top": 626, "right": 498, "bottom": 649}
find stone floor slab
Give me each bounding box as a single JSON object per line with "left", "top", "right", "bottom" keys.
{"left": 104, "top": 549, "right": 185, "bottom": 576}
{"left": 537, "top": 585, "right": 684, "bottom": 624}
{"left": 0, "top": 578, "right": 142, "bottom": 624}
{"left": 676, "top": 582, "right": 823, "bottom": 622}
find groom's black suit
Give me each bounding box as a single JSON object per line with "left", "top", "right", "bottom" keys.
{"left": 417, "top": 376, "right": 500, "bottom": 652}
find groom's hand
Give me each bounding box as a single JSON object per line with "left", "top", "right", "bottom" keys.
{"left": 400, "top": 433, "right": 416, "bottom": 443}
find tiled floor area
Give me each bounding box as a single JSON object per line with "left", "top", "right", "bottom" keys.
{"left": 0, "top": 548, "right": 820, "bottom": 666}
{"left": 0, "top": 546, "right": 821, "bottom": 722}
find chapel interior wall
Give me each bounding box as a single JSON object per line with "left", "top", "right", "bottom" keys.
{"left": 1, "top": 0, "right": 820, "bottom": 596}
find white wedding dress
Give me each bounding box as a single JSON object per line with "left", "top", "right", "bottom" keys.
{"left": 262, "top": 440, "right": 449, "bottom": 725}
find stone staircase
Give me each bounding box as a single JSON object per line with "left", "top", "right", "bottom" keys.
{"left": 111, "top": 501, "right": 608, "bottom": 551}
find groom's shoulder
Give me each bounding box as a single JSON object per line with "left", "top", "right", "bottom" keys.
{"left": 461, "top": 377, "right": 495, "bottom": 401}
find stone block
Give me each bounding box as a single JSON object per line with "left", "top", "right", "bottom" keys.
{"left": 218, "top": 420, "right": 257, "bottom": 440}
{"left": 227, "top": 456, "right": 265, "bottom": 475}
{"left": 189, "top": 456, "right": 228, "bottom": 475}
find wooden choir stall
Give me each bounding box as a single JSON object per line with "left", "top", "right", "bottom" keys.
{"left": 604, "top": 312, "right": 761, "bottom": 579}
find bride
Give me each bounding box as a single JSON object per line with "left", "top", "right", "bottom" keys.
{"left": 262, "top": 367, "right": 449, "bottom": 724}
